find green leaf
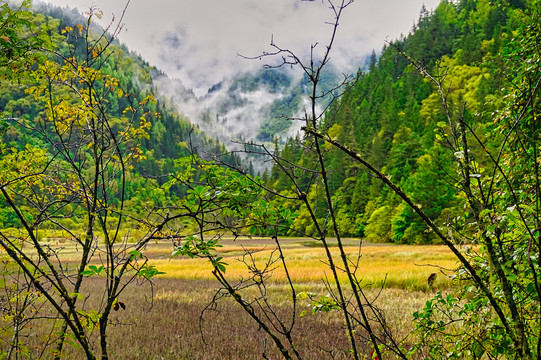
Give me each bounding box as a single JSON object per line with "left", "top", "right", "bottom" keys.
{"left": 137, "top": 265, "right": 165, "bottom": 280}
{"left": 128, "top": 250, "right": 143, "bottom": 260}
{"left": 69, "top": 292, "right": 84, "bottom": 300}
{"left": 436, "top": 121, "right": 447, "bottom": 128}
{"left": 81, "top": 265, "right": 104, "bottom": 276}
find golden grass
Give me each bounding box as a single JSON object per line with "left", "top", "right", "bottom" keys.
{"left": 17, "top": 238, "right": 460, "bottom": 291}
{"left": 3, "top": 237, "right": 460, "bottom": 358}
{"left": 150, "top": 241, "right": 459, "bottom": 291}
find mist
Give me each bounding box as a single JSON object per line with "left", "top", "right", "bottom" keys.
{"left": 38, "top": 0, "right": 442, "bottom": 171}
{"left": 40, "top": 0, "right": 441, "bottom": 95}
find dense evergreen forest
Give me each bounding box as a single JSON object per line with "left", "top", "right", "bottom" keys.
{"left": 268, "top": 0, "right": 531, "bottom": 243}
{"left": 2, "top": 0, "right": 527, "bottom": 242}
{"left": 0, "top": 2, "right": 239, "bottom": 229}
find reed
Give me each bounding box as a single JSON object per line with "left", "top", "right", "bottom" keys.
{"left": 150, "top": 241, "right": 458, "bottom": 291}
{"left": 1, "top": 239, "right": 459, "bottom": 358}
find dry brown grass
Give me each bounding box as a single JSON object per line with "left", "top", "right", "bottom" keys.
{"left": 5, "top": 278, "right": 434, "bottom": 359}
{"left": 2, "top": 238, "right": 459, "bottom": 358}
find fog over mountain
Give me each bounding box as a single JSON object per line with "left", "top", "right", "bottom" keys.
{"left": 38, "top": 0, "right": 441, "bottom": 157}
{"left": 40, "top": 0, "right": 440, "bottom": 92}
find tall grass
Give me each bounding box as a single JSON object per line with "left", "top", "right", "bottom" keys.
{"left": 1, "top": 278, "right": 433, "bottom": 359}
{"left": 150, "top": 241, "right": 458, "bottom": 291}
{"left": 1, "top": 239, "right": 460, "bottom": 358}
{"left": 24, "top": 238, "right": 458, "bottom": 290}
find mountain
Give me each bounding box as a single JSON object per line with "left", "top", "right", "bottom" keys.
{"left": 37, "top": 2, "right": 239, "bottom": 166}
{"left": 0, "top": 3, "right": 242, "bottom": 227}
{"left": 268, "top": 0, "right": 529, "bottom": 243}
{"left": 36, "top": 3, "right": 372, "bottom": 175}
{"left": 153, "top": 63, "right": 361, "bottom": 172}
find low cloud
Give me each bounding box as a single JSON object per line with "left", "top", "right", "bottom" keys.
{"left": 40, "top": 0, "right": 440, "bottom": 95}
{"left": 153, "top": 72, "right": 289, "bottom": 148}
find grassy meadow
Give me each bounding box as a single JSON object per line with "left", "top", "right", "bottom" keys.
{"left": 148, "top": 238, "right": 458, "bottom": 291}
{"left": 1, "top": 237, "right": 463, "bottom": 359}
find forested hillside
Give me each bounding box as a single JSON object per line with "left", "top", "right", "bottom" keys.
{"left": 0, "top": 3, "right": 237, "bottom": 228}
{"left": 155, "top": 59, "right": 345, "bottom": 176}
{"left": 269, "top": 0, "right": 526, "bottom": 243}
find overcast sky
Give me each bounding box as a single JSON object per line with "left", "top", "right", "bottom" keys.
{"left": 38, "top": 0, "right": 441, "bottom": 95}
